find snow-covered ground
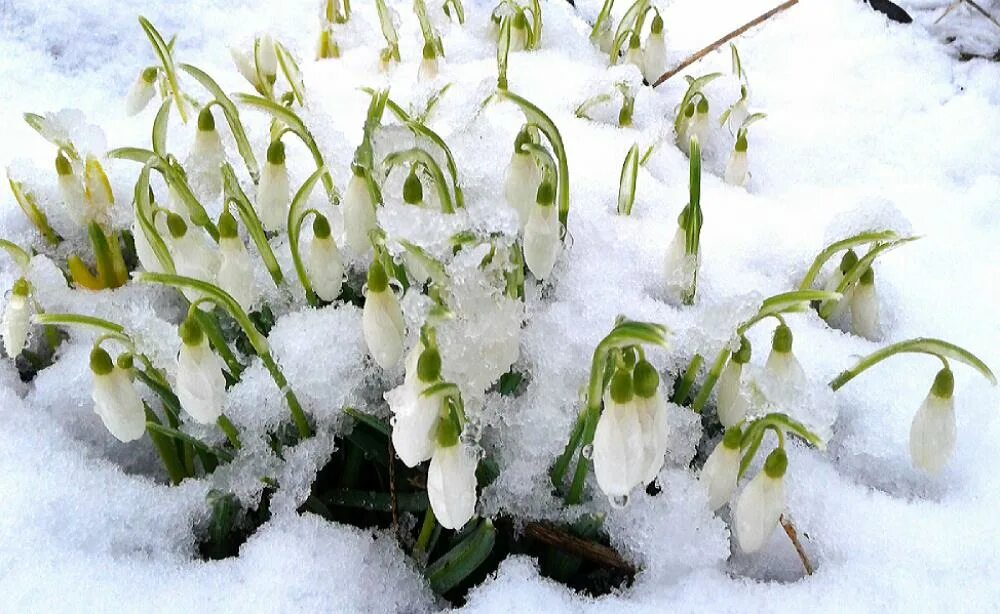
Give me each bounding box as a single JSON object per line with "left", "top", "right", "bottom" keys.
{"left": 1, "top": 0, "right": 998, "bottom": 611}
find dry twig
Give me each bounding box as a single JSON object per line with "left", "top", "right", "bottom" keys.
{"left": 779, "top": 514, "right": 814, "bottom": 576}
{"left": 524, "top": 521, "right": 636, "bottom": 573}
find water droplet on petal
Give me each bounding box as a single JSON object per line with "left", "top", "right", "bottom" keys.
{"left": 582, "top": 444, "right": 594, "bottom": 459}
{"left": 389, "top": 416, "right": 398, "bottom": 427}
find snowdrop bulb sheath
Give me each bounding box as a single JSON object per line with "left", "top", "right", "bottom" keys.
{"left": 700, "top": 428, "right": 742, "bottom": 510}
{"left": 258, "top": 141, "right": 290, "bottom": 233}
{"left": 734, "top": 448, "right": 787, "bottom": 552}
{"left": 176, "top": 320, "right": 227, "bottom": 424}
{"left": 2, "top": 280, "right": 31, "bottom": 358}
{"left": 362, "top": 262, "right": 405, "bottom": 369}
{"left": 90, "top": 348, "right": 146, "bottom": 442}
{"left": 343, "top": 170, "right": 377, "bottom": 255}
{"left": 125, "top": 67, "right": 157, "bottom": 116}
{"left": 427, "top": 442, "right": 479, "bottom": 530}
{"left": 909, "top": 368, "right": 956, "bottom": 474}
{"left": 307, "top": 216, "right": 344, "bottom": 303}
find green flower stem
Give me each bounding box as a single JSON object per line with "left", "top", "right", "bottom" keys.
{"left": 829, "top": 338, "right": 996, "bottom": 391}
{"left": 138, "top": 17, "right": 189, "bottom": 123}
{"left": 738, "top": 412, "right": 822, "bottom": 478}
{"left": 498, "top": 90, "right": 570, "bottom": 228}
{"left": 590, "top": 0, "right": 616, "bottom": 41}
{"left": 610, "top": 0, "right": 649, "bottom": 63}
{"left": 233, "top": 93, "right": 340, "bottom": 205}
{"left": 383, "top": 148, "right": 455, "bottom": 214}
{"left": 146, "top": 421, "right": 235, "bottom": 463}
{"left": 413, "top": 507, "right": 437, "bottom": 559}
{"left": 144, "top": 403, "right": 188, "bottom": 484}
{"left": 23, "top": 112, "right": 79, "bottom": 159}
{"left": 673, "top": 73, "right": 723, "bottom": 136}
{"left": 288, "top": 167, "right": 330, "bottom": 306}
{"left": 497, "top": 15, "right": 511, "bottom": 90}
{"left": 671, "top": 353, "right": 703, "bottom": 405}
{"left": 549, "top": 410, "right": 585, "bottom": 489}
{"left": 690, "top": 347, "right": 728, "bottom": 414}
{"left": 818, "top": 237, "right": 918, "bottom": 319}
{"left": 217, "top": 415, "right": 242, "bottom": 449}
{"left": 221, "top": 163, "right": 284, "bottom": 286}
{"left": 138, "top": 272, "right": 312, "bottom": 439}
{"left": 797, "top": 230, "right": 900, "bottom": 291}
{"left": 521, "top": 143, "right": 557, "bottom": 185}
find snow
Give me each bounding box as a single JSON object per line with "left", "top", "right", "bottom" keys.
{"left": 1, "top": 0, "right": 999, "bottom": 611}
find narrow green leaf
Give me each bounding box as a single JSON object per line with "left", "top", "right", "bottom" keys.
{"left": 146, "top": 422, "right": 234, "bottom": 462}
{"left": 426, "top": 519, "right": 496, "bottom": 594}
{"left": 151, "top": 97, "right": 171, "bottom": 156}
{"left": 221, "top": 163, "right": 284, "bottom": 286}
{"left": 830, "top": 338, "right": 997, "bottom": 390}
{"left": 798, "top": 230, "right": 901, "bottom": 290}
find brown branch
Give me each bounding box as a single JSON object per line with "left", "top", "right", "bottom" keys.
{"left": 652, "top": 0, "right": 800, "bottom": 87}
{"left": 779, "top": 514, "right": 814, "bottom": 576}
{"left": 524, "top": 521, "right": 636, "bottom": 573}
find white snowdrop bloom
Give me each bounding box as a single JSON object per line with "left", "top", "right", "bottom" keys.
{"left": 764, "top": 324, "right": 806, "bottom": 390}
{"left": 593, "top": 369, "right": 648, "bottom": 500}
{"left": 175, "top": 318, "right": 227, "bottom": 424}
{"left": 642, "top": 16, "right": 666, "bottom": 84}
{"left": 343, "top": 168, "right": 377, "bottom": 255}
{"left": 625, "top": 34, "right": 643, "bottom": 72}
{"left": 90, "top": 347, "right": 146, "bottom": 443}
{"left": 419, "top": 42, "right": 439, "bottom": 81}
{"left": 388, "top": 346, "right": 443, "bottom": 467}
{"left": 362, "top": 261, "right": 405, "bottom": 369}
{"left": 258, "top": 141, "right": 290, "bottom": 233}
{"left": 522, "top": 182, "right": 560, "bottom": 280}
{"left": 125, "top": 67, "right": 158, "bottom": 116}
{"left": 910, "top": 368, "right": 957, "bottom": 475}
{"left": 216, "top": 212, "right": 257, "bottom": 312}
{"left": 189, "top": 108, "right": 225, "bottom": 200}
{"left": 504, "top": 129, "right": 541, "bottom": 228}
{"left": 724, "top": 136, "right": 749, "bottom": 187}
{"left": 257, "top": 34, "right": 278, "bottom": 84}
{"left": 166, "top": 213, "right": 220, "bottom": 308}
{"left": 427, "top": 440, "right": 479, "bottom": 530}
{"left": 689, "top": 99, "right": 712, "bottom": 148}
{"left": 230, "top": 47, "right": 259, "bottom": 87}
{"left": 717, "top": 338, "right": 751, "bottom": 427}
{"left": 2, "top": 279, "right": 31, "bottom": 359}
{"left": 307, "top": 215, "right": 344, "bottom": 303}
{"left": 850, "top": 267, "right": 879, "bottom": 340}
{"left": 55, "top": 152, "right": 86, "bottom": 226}
{"left": 632, "top": 361, "right": 669, "bottom": 486}
{"left": 734, "top": 447, "right": 787, "bottom": 553}
{"left": 726, "top": 93, "right": 749, "bottom": 134}
{"left": 824, "top": 250, "right": 857, "bottom": 322}
{"left": 700, "top": 427, "right": 742, "bottom": 511}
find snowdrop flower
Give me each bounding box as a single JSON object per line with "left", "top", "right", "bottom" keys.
{"left": 344, "top": 165, "right": 377, "bottom": 255}
{"left": 90, "top": 347, "right": 146, "bottom": 442}
{"left": 362, "top": 261, "right": 405, "bottom": 368}
{"left": 2, "top": 279, "right": 31, "bottom": 359}
{"left": 734, "top": 447, "right": 787, "bottom": 552}
{"left": 389, "top": 345, "right": 443, "bottom": 467}
{"left": 593, "top": 363, "right": 667, "bottom": 500}
{"left": 675, "top": 102, "right": 695, "bottom": 147}
{"left": 55, "top": 152, "right": 86, "bottom": 225}
{"left": 216, "top": 211, "right": 257, "bottom": 312}
{"left": 427, "top": 438, "right": 479, "bottom": 530}
{"left": 642, "top": 16, "right": 666, "bottom": 84}
{"left": 689, "top": 98, "right": 712, "bottom": 147}
{"left": 909, "top": 367, "right": 956, "bottom": 474}
{"left": 175, "top": 316, "right": 226, "bottom": 424}
{"left": 717, "top": 337, "right": 751, "bottom": 427}
{"left": 166, "top": 213, "right": 219, "bottom": 307}
{"left": 258, "top": 34, "right": 278, "bottom": 86}
{"left": 522, "top": 180, "right": 560, "bottom": 280}
{"left": 419, "top": 42, "right": 439, "bottom": 81}
{"left": 724, "top": 133, "right": 749, "bottom": 187}
{"left": 700, "top": 426, "right": 742, "bottom": 510}
{"left": 626, "top": 34, "right": 643, "bottom": 71}
{"left": 306, "top": 214, "right": 344, "bottom": 302}
{"left": 230, "top": 47, "right": 259, "bottom": 87}
{"left": 258, "top": 140, "right": 290, "bottom": 233}
{"left": 850, "top": 267, "right": 879, "bottom": 340}
{"left": 125, "top": 67, "right": 158, "bottom": 116}
{"left": 504, "top": 128, "right": 541, "bottom": 228}
{"left": 824, "top": 250, "right": 858, "bottom": 321}
{"left": 764, "top": 323, "right": 806, "bottom": 390}
{"left": 189, "top": 107, "right": 225, "bottom": 200}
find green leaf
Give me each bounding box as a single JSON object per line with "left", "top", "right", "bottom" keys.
{"left": 221, "top": 163, "right": 284, "bottom": 286}
{"left": 151, "top": 98, "right": 171, "bottom": 156}
{"left": 738, "top": 289, "right": 842, "bottom": 334}
{"left": 798, "top": 230, "right": 901, "bottom": 290}
{"left": 23, "top": 112, "right": 79, "bottom": 159}
{"left": 617, "top": 144, "right": 639, "bottom": 216}
{"left": 138, "top": 16, "right": 189, "bottom": 123}
{"left": 830, "top": 338, "right": 997, "bottom": 391}
{"left": 323, "top": 489, "right": 428, "bottom": 513}
{"left": 426, "top": 519, "right": 496, "bottom": 594}
{"left": 275, "top": 42, "right": 306, "bottom": 106}
{"left": 497, "top": 16, "right": 512, "bottom": 90}
{"left": 146, "top": 422, "right": 235, "bottom": 462}
{"left": 0, "top": 239, "right": 31, "bottom": 270}
{"left": 344, "top": 406, "right": 391, "bottom": 437}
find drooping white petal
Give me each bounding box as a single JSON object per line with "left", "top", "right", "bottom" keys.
{"left": 217, "top": 237, "right": 257, "bottom": 312}
{"left": 343, "top": 174, "right": 376, "bottom": 254}
{"left": 176, "top": 338, "right": 227, "bottom": 424}
{"left": 634, "top": 392, "right": 670, "bottom": 486}
{"left": 850, "top": 282, "right": 880, "bottom": 340}
{"left": 188, "top": 129, "right": 225, "bottom": 200}
{"left": 2, "top": 293, "right": 31, "bottom": 358}
{"left": 230, "top": 47, "right": 259, "bottom": 86}
{"left": 592, "top": 393, "right": 646, "bottom": 499}
{"left": 823, "top": 271, "right": 853, "bottom": 321}
{"left": 626, "top": 45, "right": 644, "bottom": 71}
{"left": 125, "top": 75, "right": 156, "bottom": 116}
{"left": 362, "top": 289, "right": 406, "bottom": 368}
{"left": 909, "top": 392, "right": 956, "bottom": 475}
{"left": 418, "top": 57, "right": 439, "bottom": 81}
{"left": 257, "top": 162, "right": 290, "bottom": 233}
{"left": 764, "top": 349, "right": 806, "bottom": 391}
{"left": 733, "top": 471, "right": 785, "bottom": 552}
{"left": 700, "top": 441, "right": 740, "bottom": 511}
{"left": 426, "top": 442, "right": 479, "bottom": 530}
{"left": 258, "top": 34, "right": 278, "bottom": 81}
{"left": 92, "top": 368, "right": 146, "bottom": 442}
{"left": 642, "top": 34, "right": 666, "bottom": 84}
{"left": 724, "top": 150, "right": 748, "bottom": 187}
{"left": 387, "top": 383, "right": 440, "bottom": 467}
{"left": 717, "top": 360, "right": 748, "bottom": 427}
{"left": 522, "top": 204, "right": 560, "bottom": 280}
{"left": 307, "top": 235, "right": 344, "bottom": 302}
{"left": 504, "top": 152, "right": 540, "bottom": 228}
{"left": 170, "top": 232, "right": 220, "bottom": 308}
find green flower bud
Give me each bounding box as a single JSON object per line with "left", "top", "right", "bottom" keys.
{"left": 651, "top": 15, "right": 664, "bottom": 34}
{"left": 11, "top": 278, "right": 30, "bottom": 297}
{"left": 722, "top": 426, "right": 742, "bottom": 450}
{"left": 696, "top": 98, "right": 709, "bottom": 114}
{"left": 772, "top": 324, "right": 793, "bottom": 354}
{"left": 116, "top": 352, "right": 134, "bottom": 370}
{"left": 141, "top": 66, "right": 158, "bottom": 84}
{"left": 218, "top": 210, "right": 239, "bottom": 238}
{"left": 312, "top": 214, "right": 331, "bottom": 239}
{"left": 733, "top": 336, "right": 752, "bottom": 364}
{"left": 633, "top": 360, "right": 660, "bottom": 398}
{"left": 403, "top": 167, "right": 423, "bottom": 205}
{"left": 535, "top": 180, "right": 555, "bottom": 207}
{"left": 859, "top": 266, "right": 874, "bottom": 286}
{"left": 267, "top": 140, "right": 286, "bottom": 165}
{"left": 198, "top": 107, "right": 216, "bottom": 132}
{"left": 55, "top": 152, "right": 73, "bottom": 176}
{"left": 179, "top": 316, "right": 204, "bottom": 346}
{"left": 839, "top": 249, "right": 859, "bottom": 275}
{"left": 609, "top": 369, "right": 634, "bottom": 405}
{"left": 166, "top": 212, "right": 188, "bottom": 238}
{"left": 417, "top": 347, "right": 442, "bottom": 383}
{"left": 367, "top": 260, "right": 389, "bottom": 293}
{"left": 931, "top": 367, "right": 954, "bottom": 400}
{"left": 90, "top": 346, "right": 114, "bottom": 376}
{"left": 763, "top": 447, "right": 788, "bottom": 479}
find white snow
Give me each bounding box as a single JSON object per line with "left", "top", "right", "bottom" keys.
{"left": 1, "top": 0, "right": 999, "bottom": 611}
